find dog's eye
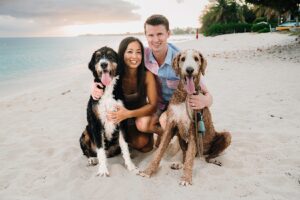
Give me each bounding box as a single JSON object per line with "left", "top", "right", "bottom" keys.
{"left": 194, "top": 57, "right": 199, "bottom": 62}
{"left": 181, "top": 57, "right": 185, "bottom": 62}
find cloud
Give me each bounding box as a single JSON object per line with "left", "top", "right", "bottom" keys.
{"left": 0, "top": 0, "right": 141, "bottom": 36}
{"left": 176, "top": 0, "right": 184, "bottom": 3}
{"left": 0, "top": 0, "right": 140, "bottom": 25}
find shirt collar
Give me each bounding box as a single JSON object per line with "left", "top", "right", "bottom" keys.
{"left": 149, "top": 43, "right": 173, "bottom": 66}
{"left": 164, "top": 44, "right": 173, "bottom": 66}
{"left": 149, "top": 50, "right": 157, "bottom": 64}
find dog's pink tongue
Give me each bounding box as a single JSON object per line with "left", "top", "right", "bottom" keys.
{"left": 101, "top": 73, "right": 111, "bottom": 86}
{"left": 185, "top": 77, "right": 195, "bottom": 95}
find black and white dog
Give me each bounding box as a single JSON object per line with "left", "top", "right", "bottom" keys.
{"left": 79, "top": 46, "right": 138, "bottom": 176}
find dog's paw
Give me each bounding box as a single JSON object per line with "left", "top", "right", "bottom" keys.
{"left": 126, "top": 163, "right": 139, "bottom": 174}
{"left": 170, "top": 162, "right": 183, "bottom": 170}
{"left": 137, "top": 170, "right": 152, "bottom": 178}
{"left": 96, "top": 170, "right": 110, "bottom": 177}
{"left": 96, "top": 165, "right": 110, "bottom": 177}
{"left": 179, "top": 180, "right": 192, "bottom": 186}
{"left": 179, "top": 177, "right": 192, "bottom": 186}
{"left": 131, "top": 167, "right": 140, "bottom": 175}
{"left": 88, "top": 157, "right": 99, "bottom": 166}
{"left": 207, "top": 158, "right": 222, "bottom": 166}
{"left": 126, "top": 162, "right": 136, "bottom": 170}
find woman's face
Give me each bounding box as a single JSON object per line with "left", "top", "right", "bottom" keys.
{"left": 124, "top": 41, "right": 142, "bottom": 69}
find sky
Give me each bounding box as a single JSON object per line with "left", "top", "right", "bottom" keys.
{"left": 0, "top": 0, "right": 210, "bottom": 37}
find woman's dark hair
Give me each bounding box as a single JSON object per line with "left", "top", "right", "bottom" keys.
{"left": 118, "top": 37, "right": 146, "bottom": 97}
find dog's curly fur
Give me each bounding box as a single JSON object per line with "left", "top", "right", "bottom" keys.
{"left": 139, "top": 49, "right": 231, "bottom": 185}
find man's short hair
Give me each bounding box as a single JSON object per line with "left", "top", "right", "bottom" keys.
{"left": 144, "top": 14, "right": 169, "bottom": 32}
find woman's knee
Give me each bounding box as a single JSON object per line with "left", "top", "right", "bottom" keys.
{"left": 135, "top": 117, "right": 150, "bottom": 132}
{"left": 131, "top": 135, "right": 150, "bottom": 150}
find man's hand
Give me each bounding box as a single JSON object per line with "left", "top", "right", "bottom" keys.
{"left": 188, "top": 93, "right": 212, "bottom": 110}
{"left": 91, "top": 82, "right": 104, "bottom": 100}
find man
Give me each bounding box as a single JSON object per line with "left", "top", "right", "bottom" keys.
{"left": 142, "top": 14, "right": 212, "bottom": 130}
{"left": 92, "top": 14, "right": 212, "bottom": 145}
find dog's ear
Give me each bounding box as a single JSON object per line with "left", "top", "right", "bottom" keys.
{"left": 172, "top": 52, "right": 181, "bottom": 76}
{"left": 113, "top": 50, "right": 120, "bottom": 74}
{"left": 199, "top": 52, "right": 207, "bottom": 76}
{"left": 88, "top": 50, "right": 100, "bottom": 71}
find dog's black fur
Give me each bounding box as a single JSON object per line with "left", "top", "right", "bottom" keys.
{"left": 79, "top": 46, "right": 125, "bottom": 161}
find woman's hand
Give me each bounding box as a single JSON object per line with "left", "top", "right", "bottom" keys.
{"left": 91, "top": 82, "right": 104, "bottom": 100}
{"left": 107, "top": 105, "right": 131, "bottom": 124}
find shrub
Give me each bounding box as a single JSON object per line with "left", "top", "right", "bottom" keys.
{"left": 252, "top": 23, "right": 270, "bottom": 32}
{"left": 204, "top": 24, "right": 223, "bottom": 36}
{"left": 204, "top": 23, "right": 252, "bottom": 36}
{"left": 253, "top": 17, "right": 267, "bottom": 24}
{"left": 269, "top": 19, "right": 278, "bottom": 28}
{"left": 258, "top": 28, "right": 270, "bottom": 33}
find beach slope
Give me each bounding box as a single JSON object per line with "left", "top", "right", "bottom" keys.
{"left": 0, "top": 32, "right": 299, "bottom": 200}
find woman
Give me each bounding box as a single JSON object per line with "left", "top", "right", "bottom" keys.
{"left": 93, "top": 37, "right": 158, "bottom": 152}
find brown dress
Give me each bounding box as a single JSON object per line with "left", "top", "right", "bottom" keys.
{"left": 122, "top": 89, "right": 153, "bottom": 148}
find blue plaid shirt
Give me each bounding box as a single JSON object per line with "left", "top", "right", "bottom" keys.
{"left": 144, "top": 43, "right": 180, "bottom": 110}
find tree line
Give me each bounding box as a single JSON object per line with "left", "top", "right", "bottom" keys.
{"left": 200, "top": 0, "right": 300, "bottom": 36}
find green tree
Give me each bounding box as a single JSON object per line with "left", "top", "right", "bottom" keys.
{"left": 212, "top": 0, "right": 245, "bottom": 23}
{"left": 172, "top": 27, "right": 196, "bottom": 35}
{"left": 246, "top": 0, "right": 300, "bottom": 25}
{"left": 200, "top": 0, "right": 245, "bottom": 32}
{"left": 241, "top": 4, "right": 256, "bottom": 23}
{"left": 252, "top": 5, "right": 281, "bottom": 26}
{"left": 252, "top": 5, "right": 279, "bottom": 19}
{"left": 245, "top": 0, "right": 300, "bottom": 16}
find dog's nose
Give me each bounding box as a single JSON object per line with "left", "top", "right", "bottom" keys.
{"left": 186, "top": 67, "right": 194, "bottom": 75}
{"left": 100, "top": 62, "right": 108, "bottom": 69}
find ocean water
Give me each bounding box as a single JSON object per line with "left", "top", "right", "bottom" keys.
{"left": 0, "top": 34, "right": 194, "bottom": 82}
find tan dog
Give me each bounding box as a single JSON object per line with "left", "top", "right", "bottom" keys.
{"left": 138, "top": 49, "right": 231, "bottom": 186}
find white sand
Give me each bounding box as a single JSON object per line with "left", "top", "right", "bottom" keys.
{"left": 0, "top": 32, "right": 299, "bottom": 200}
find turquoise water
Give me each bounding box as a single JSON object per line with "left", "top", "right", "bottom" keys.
{"left": 0, "top": 35, "right": 193, "bottom": 81}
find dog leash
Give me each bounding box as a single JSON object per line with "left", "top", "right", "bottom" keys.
{"left": 194, "top": 111, "right": 205, "bottom": 157}
{"left": 185, "top": 90, "right": 205, "bottom": 158}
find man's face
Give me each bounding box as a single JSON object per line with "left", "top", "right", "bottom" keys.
{"left": 145, "top": 24, "right": 170, "bottom": 54}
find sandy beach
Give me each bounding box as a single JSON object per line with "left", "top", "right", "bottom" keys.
{"left": 0, "top": 32, "right": 299, "bottom": 200}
